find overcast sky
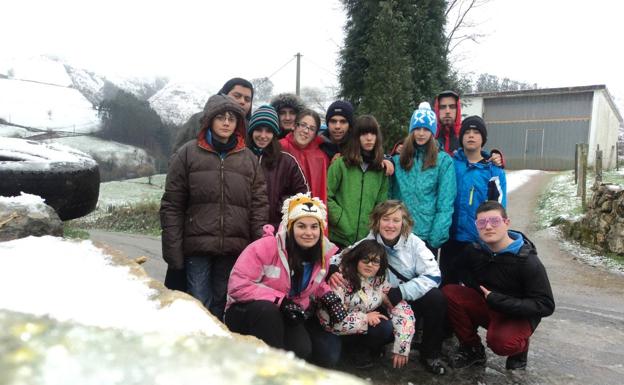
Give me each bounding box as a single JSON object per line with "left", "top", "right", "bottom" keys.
{"left": 2, "top": 0, "right": 622, "bottom": 113}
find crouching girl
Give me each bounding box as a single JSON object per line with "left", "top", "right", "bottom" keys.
{"left": 224, "top": 193, "right": 347, "bottom": 367}
{"left": 329, "top": 200, "right": 448, "bottom": 375}
{"left": 317, "top": 239, "right": 415, "bottom": 369}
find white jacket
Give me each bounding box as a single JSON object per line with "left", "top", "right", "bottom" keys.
{"left": 331, "top": 231, "right": 441, "bottom": 301}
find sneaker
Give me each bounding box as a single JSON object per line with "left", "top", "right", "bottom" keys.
{"left": 420, "top": 357, "right": 447, "bottom": 375}
{"left": 450, "top": 343, "right": 487, "bottom": 369}
{"left": 505, "top": 351, "right": 528, "bottom": 370}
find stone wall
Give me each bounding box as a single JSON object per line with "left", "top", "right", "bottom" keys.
{"left": 562, "top": 183, "right": 624, "bottom": 254}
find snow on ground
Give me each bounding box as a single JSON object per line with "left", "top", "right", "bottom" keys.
{"left": 149, "top": 82, "right": 207, "bottom": 126}
{"left": 0, "top": 137, "right": 96, "bottom": 167}
{"left": 0, "top": 192, "right": 49, "bottom": 213}
{"left": 0, "top": 236, "right": 229, "bottom": 337}
{"left": 506, "top": 169, "right": 542, "bottom": 193}
{"left": 0, "top": 56, "right": 72, "bottom": 86}
{"left": 42, "top": 136, "right": 153, "bottom": 169}
{"left": 0, "top": 123, "right": 33, "bottom": 138}
{"left": 0, "top": 78, "right": 100, "bottom": 132}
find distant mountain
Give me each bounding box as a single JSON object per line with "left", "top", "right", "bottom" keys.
{"left": 148, "top": 82, "right": 208, "bottom": 126}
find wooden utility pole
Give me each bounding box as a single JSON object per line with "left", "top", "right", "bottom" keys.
{"left": 295, "top": 52, "right": 301, "bottom": 96}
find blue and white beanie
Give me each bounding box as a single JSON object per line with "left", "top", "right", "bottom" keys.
{"left": 409, "top": 102, "right": 437, "bottom": 136}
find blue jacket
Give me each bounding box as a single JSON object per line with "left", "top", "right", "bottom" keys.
{"left": 390, "top": 148, "right": 456, "bottom": 248}
{"left": 451, "top": 149, "right": 506, "bottom": 242}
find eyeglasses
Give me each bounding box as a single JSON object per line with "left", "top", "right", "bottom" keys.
{"left": 296, "top": 122, "right": 317, "bottom": 133}
{"left": 214, "top": 114, "right": 237, "bottom": 123}
{"left": 475, "top": 216, "right": 505, "bottom": 230}
{"left": 360, "top": 256, "right": 381, "bottom": 266}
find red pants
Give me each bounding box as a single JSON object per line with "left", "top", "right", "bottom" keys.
{"left": 442, "top": 284, "right": 533, "bottom": 356}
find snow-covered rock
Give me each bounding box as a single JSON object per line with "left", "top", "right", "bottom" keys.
{"left": 149, "top": 82, "right": 208, "bottom": 126}
{"left": 0, "top": 236, "right": 365, "bottom": 385}
{"left": 41, "top": 136, "right": 153, "bottom": 170}
{"left": 0, "top": 193, "right": 63, "bottom": 241}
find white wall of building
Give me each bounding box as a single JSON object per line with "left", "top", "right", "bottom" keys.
{"left": 461, "top": 97, "right": 483, "bottom": 118}
{"left": 588, "top": 90, "right": 621, "bottom": 169}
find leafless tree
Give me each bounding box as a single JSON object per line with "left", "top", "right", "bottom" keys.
{"left": 445, "top": 0, "right": 491, "bottom": 55}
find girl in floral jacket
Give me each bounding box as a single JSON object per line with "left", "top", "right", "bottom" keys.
{"left": 318, "top": 239, "right": 415, "bottom": 369}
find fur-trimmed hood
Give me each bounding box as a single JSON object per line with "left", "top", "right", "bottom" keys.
{"left": 270, "top": 93, "right": 305, "bottom": 115}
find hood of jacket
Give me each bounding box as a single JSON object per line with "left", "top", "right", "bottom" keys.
{"left": 198, "top": 94, "right": 247, "bottom": 140}
{"left": 433, "top": 93, "right": 461, "bottom": 138}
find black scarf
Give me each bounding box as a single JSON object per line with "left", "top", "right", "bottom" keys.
{"left": 361, "top": 150, "right": 375, "bottom": 165}
{"left": 211, "top": 132, "right": 238, "bottom": 154}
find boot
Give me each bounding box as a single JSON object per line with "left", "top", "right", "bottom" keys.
{"left": 351, "top": 347, "right": 374, "bottom": 369}
{"left": 420, "top": 357, "right": 447, "bottom": 375}
{"left": 450, "top": 343, "right": 487, "bottom": 369}
{"left": 505, "top": 350, "right": 528, "bottom": 370}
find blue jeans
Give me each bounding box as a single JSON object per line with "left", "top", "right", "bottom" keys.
{"left": 185, "top": 255, "right": 236, "bottom": 321}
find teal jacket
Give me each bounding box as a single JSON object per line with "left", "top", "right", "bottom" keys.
{"left": 327, "top": 157, "right": 389, "bottom": 246}
{"left": 390, "top": 148, "right": 456, "bottom": 248}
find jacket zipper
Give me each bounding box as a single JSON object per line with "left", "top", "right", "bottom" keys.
{"left": 355, "top": 169, "right": 365, "bottom": 242}
{"left": 220, "top": 157, "right": 225, "bottom": 252}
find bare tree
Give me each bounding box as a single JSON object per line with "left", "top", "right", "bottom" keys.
{"left": 300, "top": 86, "right": 329, "bottom": 114}
{"left": 445, "top": 0, "right": 491, "bottom": 55}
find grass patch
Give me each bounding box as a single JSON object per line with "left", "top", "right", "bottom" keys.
{"left": 70, "top": 200, "right": 161, "bottom": 235}
{"left": 63, "top": 226, "right": 90, "bottom": 240}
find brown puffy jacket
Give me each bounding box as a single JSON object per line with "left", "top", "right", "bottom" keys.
{"left": 160, "top": 95, "right": 268, "bottom": 269}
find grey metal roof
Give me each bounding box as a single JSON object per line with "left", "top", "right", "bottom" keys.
{"left": 464, "top": 85, "right": 623, "bottom": 123}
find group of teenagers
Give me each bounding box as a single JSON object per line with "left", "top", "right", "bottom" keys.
{"left": 160, "top": 77, "right": 556, "bottom": 376}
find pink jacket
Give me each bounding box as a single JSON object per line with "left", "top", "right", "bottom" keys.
{"left": 226, "top": 224, "right": 338, "bottom": 311}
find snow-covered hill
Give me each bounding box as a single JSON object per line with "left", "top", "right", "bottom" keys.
{"left": 149, "top": 82, "right": 208, "bottom": 126}
{"left": 0, "top": 78, "right": 101, "bottom": 133}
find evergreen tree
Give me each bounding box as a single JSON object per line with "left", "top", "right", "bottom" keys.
{"left": 97, "top": 90, "right": 171, "bottom": 158}
{"left": 359, "top": 0, "right": 413, "bottom": 148}
{"left": 338, "top": 0, "right": 452, "bottom": 148}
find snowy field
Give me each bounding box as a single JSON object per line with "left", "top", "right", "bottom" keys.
{"left": 0, "top": 78, "right": 100, "bottom": 132}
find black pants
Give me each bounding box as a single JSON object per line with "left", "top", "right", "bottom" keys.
{"left": 224, "top": 300, "right": 340, "bottom": 366}
{"left": 439, "top": 239, "right": 470, "bottom": 286}
{"left": 408, "top": 288, "right": 447, "bottom": 359}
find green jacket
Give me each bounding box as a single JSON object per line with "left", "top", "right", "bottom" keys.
{"left": 390, "top": 148, "right": 456, "bottom": 248}
{"left": 327, "top": 157, "right": 388, "bottom": 246}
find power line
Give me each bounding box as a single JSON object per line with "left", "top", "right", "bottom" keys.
{"left": 301, "top": 56, "right": 337, "bottom": 78}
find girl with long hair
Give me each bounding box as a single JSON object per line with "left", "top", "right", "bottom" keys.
{"left": 391, "top": 102, "right": 456, "bottom": 253}
{"left": 327, "top": 115, "right": 389, "bottom": 249}
{"left": 225, "top": 193, "right": 346, "bottom": 367}
{"left": 329, "top": 200, "right": 448, "bottom": 375}
{"left": 317, "top": 239, "right": 415, "bottom": 369}
{"left": 246, "top": 105, "right": 308, "bottom": 230}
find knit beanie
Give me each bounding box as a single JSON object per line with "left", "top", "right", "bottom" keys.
{"left": 248, "top": 105, "right": 280, "bottom": 136}
{"left": 459, "top": 115, "right": 487, "bottom": 146}
{"left": 281, "top": 193, "right": 327, "bottom": 232}
{"left": 409, "top": 102, "right": 437, "bottom": 135}
{"left": 325, "top": 100, "right": 354, "bottom": 127}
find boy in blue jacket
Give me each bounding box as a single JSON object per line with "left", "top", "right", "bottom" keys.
{"left": 440, "top": 116, "right": 506, "bottom": 286}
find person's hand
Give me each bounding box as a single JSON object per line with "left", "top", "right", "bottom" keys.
{"left": 328, "top": 271, "right": 348, "bottom": 290}
{"left": 280, "top": 298, "right": 305, "bottom": 326}
{"left": 331, "top": 153, "right": 342, "bottom": 163}
{"left": 392, "top": 353, "right": 408, "bottom": 368}
{"left": 490, "top": 152, "right": 503, "bottom": 167}
{"left": 382, "top": 294, "right": 394, "bottom": 311}
{"left": 480, "top": 285, "right": 491, "bottom": 298}
{"left": 382, "top": 159, "right": 395, "bottom": 176}
{"left": 366, "top": 311, "right": 388, "bottom": 326}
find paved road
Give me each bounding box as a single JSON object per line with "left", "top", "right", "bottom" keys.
{"left": 88, "top": 229, "right": 166, "bottom": 282}
{"left": 88, "top": 171, "right": 624, "bottom": 384}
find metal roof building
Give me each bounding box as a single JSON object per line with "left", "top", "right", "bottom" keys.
{"left": 462, "top": 85, "right": 623, "bottom": 170}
